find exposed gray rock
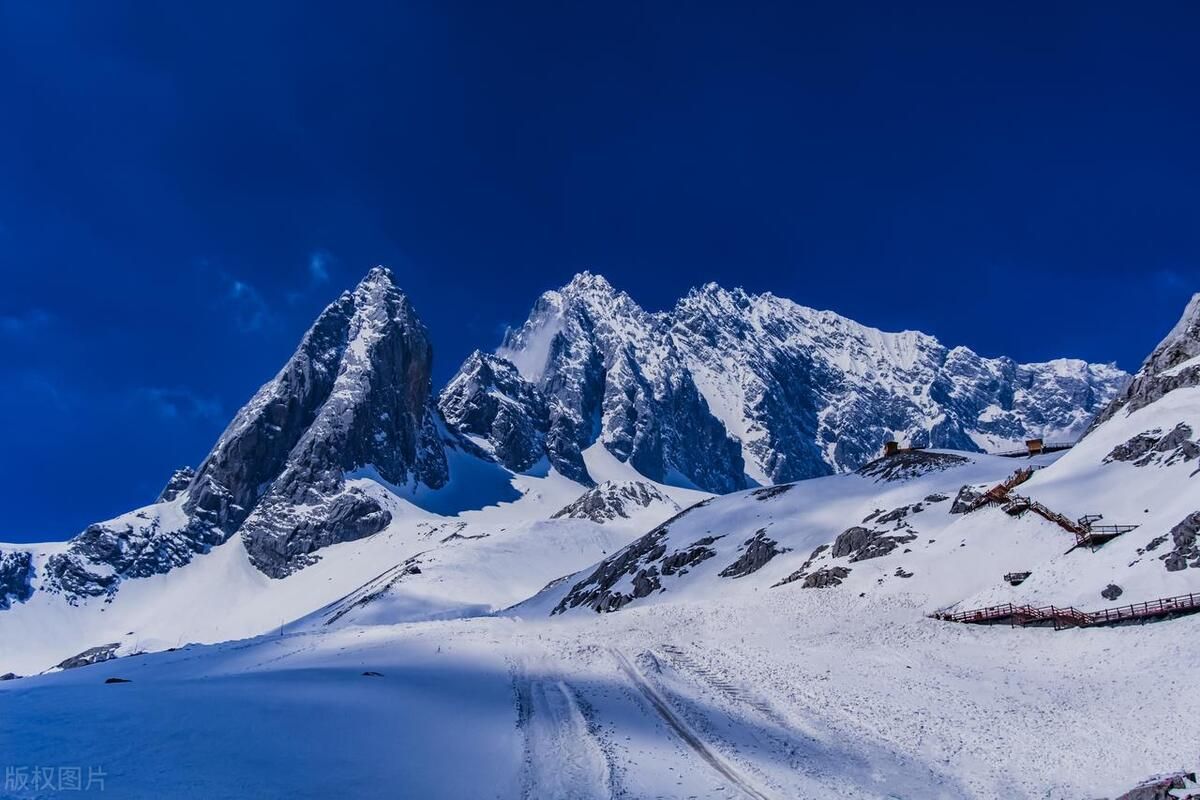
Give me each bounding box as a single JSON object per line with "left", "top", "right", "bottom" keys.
{"left": 0, "top": 673, "right": 19, "bottom": 681}
{"left": 551, "top": 481, "right": 679, "bottom": 523}
{"left": 437, "top": 351, "right": 588, "bottom": 478}
{"left": 41, "top": 511, "right": 223, "bottom": 603}
{"left": 719, "top": 530, "right": 787, "bottom": 578}
{"left": 831, "top": 526, "right": 917, "bottom": 562}
{"left": 751, "top": 484, "right": 795, "bottom": 501}
{"left": 876, "top": 503, "right": 923, "bottom": 524}
{"left": 1114, "top": 771, "right": 1197, "bottom": 800}
{"left": 155, "top": 466, "right": 195, "bottom": 502}
{"left": 0, "top": 550, "right": 34, "bottom": 610}
{"left": 1089, "top": 293, "right": 1200, "bottom": 431}
{"left": 831, "top": 527, "right": 877, "bottom": 558}
{"left": 494, "top": 274, "right": 746, "bottom": 493}
{"left": 1160, "top": 511, "right": 1200, "bottom": 572}
{"left": 856, "top": 451, "right": 968, "bottom": 483}
{"left": 950, "top": 484, "right": 985, "bottom": 514}
{"left": 773, "top": 544, "right": 829, "bottom": 587}
{"left": 56, "top": 643, "right": 121, "bottom": 670}
{"left": 29, "top": 267, "right": 458, "bottom": 600}
{"left": 802, "top": 566, "right": 851, "bottom": 588}
{"left": 1107, "top": 423, "right": 1199, "bottom": 467}
{"left": 1101, "top": 584, "right": 1123, "bottom": 601}
{"left": 551, "top": 500, "right": 713, "bottom": 614}
{"left": 491, "top": 274, "right": 1122, "bottom": 490}
{"left": 235, "top": 268, "right": 450, "bottom": 577}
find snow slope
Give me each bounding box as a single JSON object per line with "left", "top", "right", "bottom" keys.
{"left": 0, "top": 446, "right": 693, "bottom": 676}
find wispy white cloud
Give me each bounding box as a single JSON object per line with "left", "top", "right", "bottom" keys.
{"left": 133, "top": 387, "right": 223, "bottom": 421}
{"left": 0, "top": 309, "right": 54, "bottom": 335}
{"left": 308, "top": 250, "right": 333, "bottom": 284}
{"left": 227, "top": 278, "right": 274, "bottom": 331}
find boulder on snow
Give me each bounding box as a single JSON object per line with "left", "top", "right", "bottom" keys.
{"left": 551, "top": 480, "right": 678, "bottom": 523}
{"left": 950, "top": 485, "right": 985, "bottom": 514}
{"left": 856, "top": 451, "right": 969, "bottom": 483}
{"left": 801, "top": 566, "right": 851, "bottom": 588}
{"left": 1101, "top": 584, "right": 1124, "bottom": 601}
{"left": 56, "top": 643, "right": 122, "bottom": 671}
{"left": 1160, "top": 511, "right": 1200, "bottom": 572}
{"left": 831, "top": 526, "right": 917, "bottom": 563}
{"left": 719, "top": 530, "right": 787, "bottom": 578}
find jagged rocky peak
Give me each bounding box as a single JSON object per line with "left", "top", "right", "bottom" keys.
{"left": 474, "top": 272, "right": 1126, "bottom": 491}
{"left": 0, "top": 550, "right": 34, "bottom": 610}
{"left": 484, "top": 272, "right": 748, "bottom": 493}
{"left": 437, "top": 351, "right": 590, "bottom": 481}
{"left": 21, "top": 266, "right": 455, "bottom": 600}
{"left": 551, "top": 480, "right": 680, "bottom": 523}
{"left": 234, "top": 266, "right": 449, "bottom": 577}
{"left": 155, "top": 467, "right": 195, "bottom": 503}
{"left": 1090, "top": 293, "right": 1200, "bottom": 429}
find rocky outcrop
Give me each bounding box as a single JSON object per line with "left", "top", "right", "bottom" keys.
{"left": 235, "top": 267, "right": 449, "bottom": 577}
{"left": 831, "top": 526, "right": 918, "bottom": 562}
{"left": 155, "top": 467, "right": 195, "bottom": 503}
{"left": 485, "top": 274, "right": 1123, "bottom": 489}
{"left": 1090, "top": 293, "right": 1200, "bottom": 430}
{"left": 21, "top": 267, "right": 457, "bottom": 600}
{"left": 551, "top": 481, "right": 679, "bottom": 523}
{"left": 0, "top": 550, "right": 34, "bottom": 610}
{"left": 1105, "top": 423, "right": 1200, "bottom": 467}
{"left": 55, "top": 643, "right": 121, "bottom": 671}
{"left": 437, "top": 351, "right": 581, "bottom": 476}
{"left": 551, "top": 501, "right": 714, "bottom": 614}
{"left": 950, "top": 485, "right": 986, "bottom": 514}
{"left": 801, "top": 566, "right": 851, "bottom": 588}
{"left": 41, "top": 503, "right": 224, "bottom": 602}
{"left": 1160, "top": 511, "right": 1200, "bottom": 572}
{"left": 718, "top": 530, "right": 787, "bottom": 578}
{"left": 857, "top": 451, "right": 969, "bottom": 483}
{"left": 494, "top": 273, "right": 747, "bottom": 492}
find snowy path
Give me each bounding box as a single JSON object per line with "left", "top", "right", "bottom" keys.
{"left": 517, "top": 670, "right": 613, "bottom": 800}
{"left": 610, "top": 648, "right": 776, "bottom": 800}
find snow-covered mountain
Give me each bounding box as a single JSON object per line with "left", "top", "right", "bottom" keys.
{"left": 1, "top": 275, "right": 1197, "bottom": 799}
{"left": 0, "top": 268, "right": 1130, "bottom": 670}
{"left": 523, "top": 292, "right": 1200, "bottom": 619}
{"left": 461, "top": 273, "right": 1126, "bottom": 490}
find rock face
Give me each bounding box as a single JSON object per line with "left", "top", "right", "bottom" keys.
{"left": 1090, "top": 293, "right": 1200, "bottom": 430}
{"left": 229, "top": 267, "right": 449, "bottom": 577}
{"left": 55, "top": 643, "right": 121, "bottom": 671}
{"left": 856, "top": 451, "right": 968, "bottom": 483}
{"left": 480, "top": 273, "right": 1125, "bottom": 489}
{"left": 155, "top": 467, "right": 195, "bottom": 503}
{"left": 551, "top": 501, "right": 716, "bottom": 614}
{"left": 489, "top": 273, "right": 747, "bottom": 492}
{"left": 0, "top": 550, "right": 34, "bottom": 610}
{"left": 551, "top": 481, "right": 679, "bottom": 523}
{"left": 437, "top": 351, "right": 588, "bottom": 479}
{"left": 12, "top": 267, "right": 455, "bottom": 600}
{"left": 1105, "top": 423, "right": 1200, "bottom": 467}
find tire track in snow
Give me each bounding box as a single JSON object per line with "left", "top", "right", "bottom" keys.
{"left": 516, "top": 672, "right": 612, "bottom": 800}
{"left": 610, "top": 648, "right": 777, "bottom": 800}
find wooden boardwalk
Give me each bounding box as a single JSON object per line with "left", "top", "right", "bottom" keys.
{"left": 932, "top": 592, "right": 1200, "bottom": 630}
{"left": 963, "top": 468, "right": 1137, "bottom": 550}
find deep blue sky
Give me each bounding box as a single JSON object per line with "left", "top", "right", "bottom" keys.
{"left": 1, "top": 2, "right": 1197, "bottom": 542}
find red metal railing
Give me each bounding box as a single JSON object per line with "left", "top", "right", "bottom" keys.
{"left": 934, "top": 592, "right": 1200, "bottom": 630}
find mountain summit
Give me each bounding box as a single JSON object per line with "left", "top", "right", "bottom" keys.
{"left": 448, "top": 273, "right": 1127, "bottom": 490}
